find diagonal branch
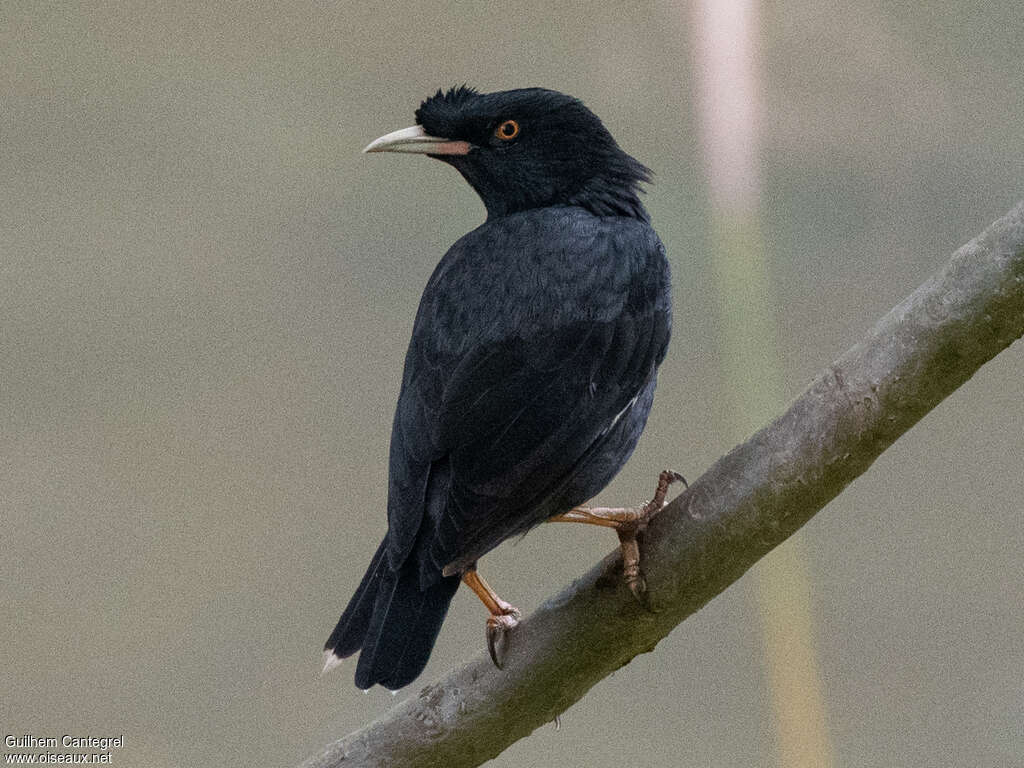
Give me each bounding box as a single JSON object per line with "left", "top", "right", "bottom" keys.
{"left": 301, "top": 201, "right": 1024, "bottom": 768}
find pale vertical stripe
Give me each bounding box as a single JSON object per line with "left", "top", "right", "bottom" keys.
{"left": 755, "top": 539, "right": 836, "bottom": 768}
{"left": 688, "top": 1, "right": 836, "bottom": 765}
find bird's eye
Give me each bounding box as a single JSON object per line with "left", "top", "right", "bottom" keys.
{"left": 494, "top": 119, "right": 520, "bottom": 140}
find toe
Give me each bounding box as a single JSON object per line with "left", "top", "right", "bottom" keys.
{"left": 485, "top": 611, "right": 520, "bottom": 669}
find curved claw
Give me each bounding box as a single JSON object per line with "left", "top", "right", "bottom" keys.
{"left": 625, "top": 569, "right": 647, "bottom": 601}
{"left": 485, "top": 610, "right": 521, "bottom": 669}
{"left": 646, "top": 469, "right": 687, "bottom": 516}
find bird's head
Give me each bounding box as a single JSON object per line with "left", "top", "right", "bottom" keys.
{"left": 364, "top": 86, "right": 651, "bottom": 221}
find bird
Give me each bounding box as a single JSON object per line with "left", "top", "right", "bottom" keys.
{"left": 323, "top": 86, "right": 679, "bottom": 690}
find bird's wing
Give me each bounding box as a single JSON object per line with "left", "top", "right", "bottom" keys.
{"left": 384, "top": 210, "right": 671, "bottom": 579}
{"left": 433, "top": 311, "right": 668, "bottom": 571}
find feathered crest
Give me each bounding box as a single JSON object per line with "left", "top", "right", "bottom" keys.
{"left": 415, "top": 85, "right": 479, "bottom": 127}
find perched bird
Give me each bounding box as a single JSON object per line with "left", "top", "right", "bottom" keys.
{"left": 324, "top": 86, "right": 678, "bottom": 690}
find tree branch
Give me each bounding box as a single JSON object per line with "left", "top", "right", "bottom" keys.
{"left": 301, "top": 201, "right": 1024, "bottom": 768}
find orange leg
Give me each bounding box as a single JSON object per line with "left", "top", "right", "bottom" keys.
{"left": 462, "top": 568, "right": 521, "bottom": 669}
{"left": 549, "top": 470, "right": 686, "bottom": 598}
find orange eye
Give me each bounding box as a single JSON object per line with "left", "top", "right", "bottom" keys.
{"left": 495, "top": 119, "right": 520, "bottom": 140}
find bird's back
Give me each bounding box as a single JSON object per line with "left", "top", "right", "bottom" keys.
{"left": 386, "top": 205, "right": 672, "bottom": 585}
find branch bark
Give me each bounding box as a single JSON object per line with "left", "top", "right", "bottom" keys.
{"left": 301, "top": 201, "right": 1024, "bottom": 768}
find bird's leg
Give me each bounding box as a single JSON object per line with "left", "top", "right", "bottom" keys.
{"left": 461, "top": 568, "right": 521, "bottom": 669}
{"left": 548, "top": 470, "right": 686, "bottom": 599}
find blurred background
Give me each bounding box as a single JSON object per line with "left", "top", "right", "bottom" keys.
{"left": 2, "top": 2, "right": 1022, "bottom": 766}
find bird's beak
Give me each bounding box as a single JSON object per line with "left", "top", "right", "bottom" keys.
{"left": 363, "top": 125, "right": 471, "bottom": 156}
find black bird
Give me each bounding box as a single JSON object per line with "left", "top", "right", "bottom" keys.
{"left": 323, "top": 86, "right": 677, "bottom": 690}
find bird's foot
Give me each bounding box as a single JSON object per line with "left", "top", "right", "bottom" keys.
{"left": 550, "top": 470, "right": 687, "bottom": 601}
{"left": 462, "top": 569, "right": 521, "bottom": 669}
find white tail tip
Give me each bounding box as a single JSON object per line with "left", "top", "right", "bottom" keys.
{"left": 321, "top": 649, "right": 344, "bottom": 677}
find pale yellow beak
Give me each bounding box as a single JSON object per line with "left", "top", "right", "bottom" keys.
{"left": 362, "top": 124, "right": 471, "bottom": 155}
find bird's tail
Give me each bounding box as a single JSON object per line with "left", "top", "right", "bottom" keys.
{"left": 323, "top": 539, "right": 460, "bottom": 690}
